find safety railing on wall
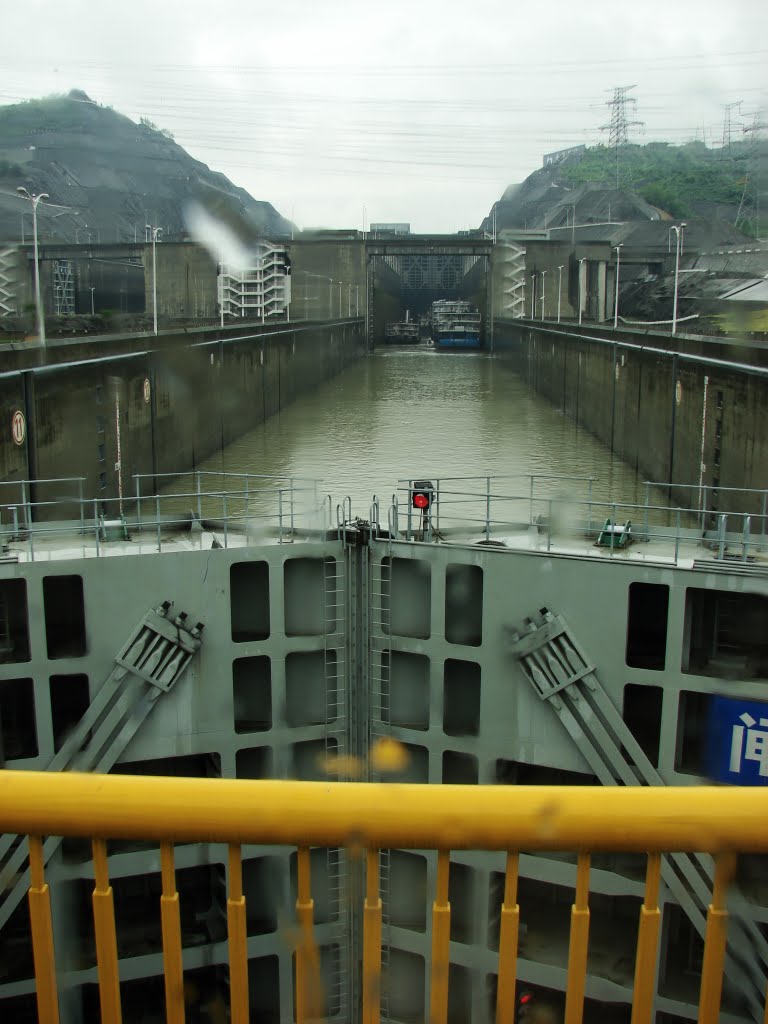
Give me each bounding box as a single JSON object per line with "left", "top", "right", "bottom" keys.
{"left": 395, "top": 474, "right": 768, "bottom": 565}
{"left": 0, "top": 773, "right": 766, "bottom": 1024}
{"left": 0, "top": 471, "right": 325, "bottom": 560}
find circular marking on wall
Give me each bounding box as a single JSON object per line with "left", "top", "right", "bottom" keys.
{"left": 676, "top": 380, "right": 683, "bottom": 406}
{"left": 11, "top": 409, "right": 25, "bottom": 446}
{"left": 143, "top": 378, "right": 151, "bottom": 404}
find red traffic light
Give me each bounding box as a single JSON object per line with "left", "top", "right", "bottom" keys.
{"left": 519, "top": 994, "right": 533, "bottom": 1005}
{"left": 411, "top": 479, "right": 435, "bottom": 511}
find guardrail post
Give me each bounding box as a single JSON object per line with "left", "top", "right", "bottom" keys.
{"left": 643, "top": 482, "right": 650, "bottom": 541}
{"left": 743, "top": 515, "right": 751, "bottom": 562}
{"left": 718, "top": 514, "right": 727, "bottom": 561}
{"left": 295, "top": 847, "right": 322, "bottom": 1024}
{"left": 28, "top": 835, "right": 60, "bottom": 1024}
{"left": 698, "top": 853, "right": 736, "bottom": 1024}
{"left": 93, "top": 499, "right": 100, "bottom": 557}
{"left": 135, "top": 476, "right": 142, "bottom": 532}
{"left": 675, "top": 507, "right": 681, "bottom": 564}
{"left": 223, "top": 493, "right": 228, "bottom": 549}
{"left": 430, "top": 849, "right": 451, "bottom": 1024}
{"left": 486, "top": 476, "right": 491, "bottom": 542}
{"left": 91, "top": 839, "right": 122, "bottom": 1024}
{"left": 160, "top": 843, "right": 185, "bottom": 1024}
{"left": 363, "top": 849, "right": 382, "bottom": 1024}
{"left": 156, "top": 495, "right": 162, "bottom": 553}
{"left": 495, "top": 852, "right": 520, "bottom": 1024}
{"left": 227, "top": 844, "right": 249, "bottom": 1024}
{"left": 564, "top": 853, "right": 590, "bottom": 1024}
{"left": 529, "top": 475, "right": 534, "bottom": 525}
{"left": 196, "top": 471, "right": 202, "bottom": 521}
{"left": 630, "top": 853, "right": 661, "bottom": 1024}
{"left": 79, "top": 478, "right": 85, "bottom": 536}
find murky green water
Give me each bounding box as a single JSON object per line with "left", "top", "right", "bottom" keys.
{"left": 172, "top": 349, "right": 670, "bottom": 530}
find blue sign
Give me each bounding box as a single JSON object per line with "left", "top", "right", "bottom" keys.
{"left": 705, "top": 695, "right": 768, "bottom": 786}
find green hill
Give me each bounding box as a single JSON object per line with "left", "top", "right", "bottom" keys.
{"left": 560, "top": 140, "right": 751, "bottom": 222}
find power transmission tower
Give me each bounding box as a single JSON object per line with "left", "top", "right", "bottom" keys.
{"left": 735, "top": 113, "right": 765, "bottom": 238}
{"left": 600, "top": 85, "right": 644, "bottom": 189}
{"left": 721, "top": 101, "right": 743, "bottom": 155}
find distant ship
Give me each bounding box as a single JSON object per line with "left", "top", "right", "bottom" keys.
{"left": 431, "top": 299, "right": 482, "bottom": 349}
{"left": 382, "top": 309, "right": 420, "bottom": 344}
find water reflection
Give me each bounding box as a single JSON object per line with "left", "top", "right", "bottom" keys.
{"left": 182, "top": 349, "right": 666, "bottom": 521}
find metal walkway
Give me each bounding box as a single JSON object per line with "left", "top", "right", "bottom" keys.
{"left": 509, "top": 608, "right": 768, "bottom": 1021}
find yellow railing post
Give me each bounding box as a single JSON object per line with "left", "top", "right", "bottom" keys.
{"left": 630, "top": 853, "right": 661, "bottom": 1024}
{"left": 496, "top": 852, "right": 520, "bottom": 1024}
{"left": 430, "top": 849, "right": 452, "bottom": 1024}
{"left": 698, "top": 852, "right": 736, "bottom": 1024}
{"left": 160, "top": 842, "right": 185, "bottom": 1024}
{"left": 91, "top": 839, "right": 122, "bottom": 1024}
{"left": 564, "top": 853, "right": 590, "bottom": 1024}
{"left": 295, "top": 846, "right": 322, "bottom": 1024}
{"left": 363, "top": 848, "right": 382, "bottom": 1024}
{"left": 227, "top": 844, "right": 249, "bottom": 1024}
{"left": 28, "top": 835, "right": 60, "bottom": 1024}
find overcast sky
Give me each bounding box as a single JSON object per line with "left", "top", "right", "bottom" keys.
{"left": 1, "top": 0, "right": 766, "bottom": 232}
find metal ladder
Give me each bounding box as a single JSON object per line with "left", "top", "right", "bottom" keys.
{"left": 0, "top": 601, "right": 204, "bottom": 933}
{"left": 509, "top": 608, "right": 768, "bottom": 1022}
{"left": 324, "top": 551, "right": 351, "bottom": 1021}
{"left": 369, "top": 549, "right": 393, "bottom": 1023}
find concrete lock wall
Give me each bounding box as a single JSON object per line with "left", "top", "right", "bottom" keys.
{"left": 0, "top": 319, "right": 365, "bottom": 515}
{"left": 495, "top": 319, "right": 768, "bottom": 518}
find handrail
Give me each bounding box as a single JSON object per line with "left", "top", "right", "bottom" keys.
{"left": 1, "top": 773, "right": 766, "bottom": 1024}
{"left": 1, "top": 773, "right": 766, "bottom": 850}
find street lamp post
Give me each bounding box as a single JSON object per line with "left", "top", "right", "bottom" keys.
{"left": 671, "top": 222, "right": 687, "bottom": 335}
{"left": 557, "top": 265, "right": 564, "bottom": 323}
{"left": 540, "top": 270, "right": 547, "bottom": 320}
{"left": 338, "top": 281, "right": 342, "bottom": 317}
{"left": 329, "top": 279, "right": 334, "bottom": 317}
{"left": 146, "top": 224, "right": 163, "bottom": 335}
{"left": 90, "top": 287, "right": 95, "bottom": 315}
{"left": 613, "top": 245, "right": 623, "bottom": 330}
{"left": 356, "top": 285, "right": 359, "bottom": 317}
{"left": 17, "top": 187, "right": 49, "bottom": 344}
{"left": 530, "top": 275, "right": 535, "bottom": 319}
{"left": 578, "top": 258, "right": 587, "bottom": 325}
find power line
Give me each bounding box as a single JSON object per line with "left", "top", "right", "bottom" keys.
{"left": 721, "top": 101, "right": 743, "bottom": 153}
{"left": 599, "top": 85, "right": 644, "bottom": 188}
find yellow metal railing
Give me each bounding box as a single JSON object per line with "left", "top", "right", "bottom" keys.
{"left": 1, "top": 772, "right": 768, "bottom": 1024}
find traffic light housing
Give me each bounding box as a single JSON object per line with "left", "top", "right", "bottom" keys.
{"left": 516, "top": 991, "right": 535, "bottom": 1022}
{"left": 411, "top": 480, "right": 435, "bottom": 511}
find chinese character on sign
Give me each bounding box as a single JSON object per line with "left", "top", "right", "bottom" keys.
{"left": 730, "top": 712, "right": 768, "bottom": 777}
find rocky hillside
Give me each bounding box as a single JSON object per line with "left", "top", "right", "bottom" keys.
{"left": 0, "top": 90, "right": 291, "bottom": 244}
{"left": 483, "top": 139, "right": 764, "bottom": 239}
